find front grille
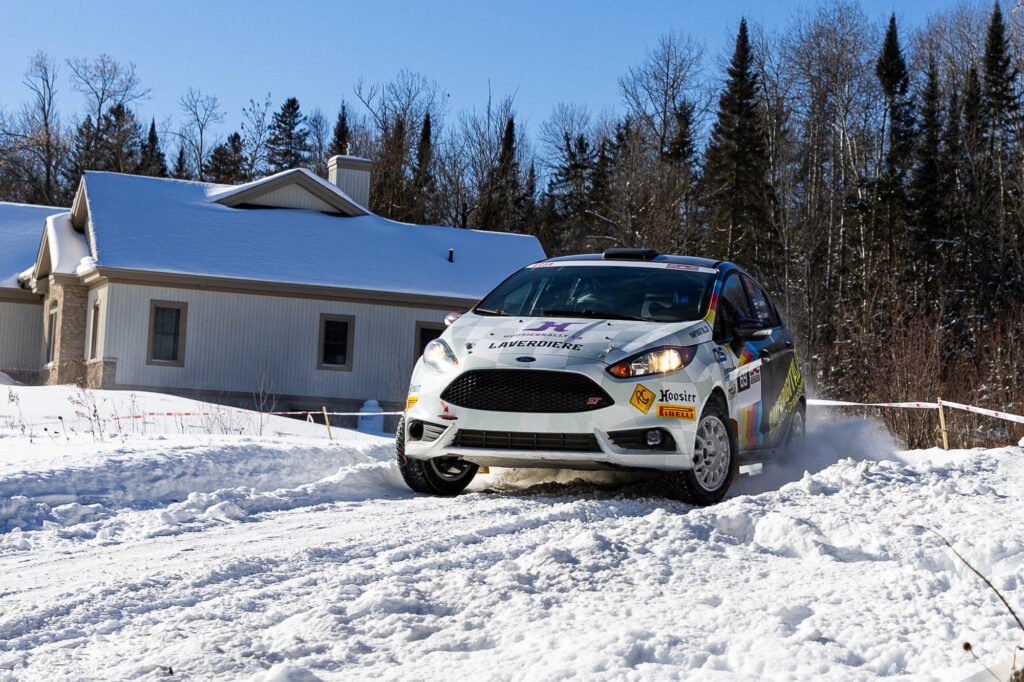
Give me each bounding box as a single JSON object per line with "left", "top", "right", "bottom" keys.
{"left": 451, "top": 429, "right": 601, "bottom": 452}
{"left": 440, "top": 369, "right": 614, "bottom": 413}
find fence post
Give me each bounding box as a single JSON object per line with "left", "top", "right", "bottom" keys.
{"left": 937, "top": 397, "right": 949, "bottom": 451}
{"left": 322, "top": 406, "right": 333, "bottom": 441}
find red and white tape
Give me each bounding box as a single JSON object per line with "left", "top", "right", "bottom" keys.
{"left": 809, "top": 397, "right": 1024, "bottom": 425}
{"left": 939, "top": 399, "right": 1024, "bottom": 425}
{"left": 271, "top": 410, "right": 404, "bottom": 417}
{"left": 808, "top": 399, "right": 939, "bottom": 409}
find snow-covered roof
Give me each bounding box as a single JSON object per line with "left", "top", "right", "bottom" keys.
{"left": 73, "top": 171, "right": 544, "bottom": 301}
{"left": 0, "top": 202, "right": 66, "bottom": 289}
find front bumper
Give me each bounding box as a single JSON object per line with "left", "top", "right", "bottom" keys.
{"left": 403, "top": 390, "right": 702, "bottom": 472}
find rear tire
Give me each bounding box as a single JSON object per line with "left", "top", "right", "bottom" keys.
{"left": 662, "top": 397, "right": 737, "bottom": 506}
{"left": 785, "top": 402, "right": 806, "bottom": 453}
{"left": 396, "top": 418, "right": 478, "bottom": 496}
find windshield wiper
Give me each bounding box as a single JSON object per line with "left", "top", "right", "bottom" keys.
{"left": 541, "top": 309, "right": 649, "bottom": 321}
{"left": 474, "top": 307, "right": 509, "bottom": 316}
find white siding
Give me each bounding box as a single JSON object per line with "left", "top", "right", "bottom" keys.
{"left": 103, "top": 283, "right": 449, "bottom": 404}
{"left": 85, "top": 285, "right": 108, "bottom": 360}
{"left": 0, "top": 300, "right": 42, "bottom": 372}
{"left": 247, "top": 184, "right": 338, "bottom": 213}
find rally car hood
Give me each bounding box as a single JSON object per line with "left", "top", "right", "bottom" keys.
{"left": 446, "top": 314, "right": 714, "bottom": 364}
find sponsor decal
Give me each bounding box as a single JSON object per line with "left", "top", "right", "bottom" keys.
{"left": 713, "top": 347, "right": 728, "bottom": 364}
{"left": 524, "top": 321, "right": 585, "bottom": 333}
{"left": 489, "top": 340, "right": 585, "bottom": 351}
{"left": 688, "top": 322, "right": 712, "bottom": 339}
{"left": 527, "top": 261, "right": 557, "bottom": 268}
{"left": 727, "top": 383, "right": 737, "bottom": 400}
{"left": 665, "top": 263, "right": 700, "bottom": 271}
{"left": 768, "top": 355, "right": 804, "bottom": 431}
{"left": 657, "top": 404, "right": 696, "bottom": 420}
{"left": 438, "top": 401, "right": 458, "bottom": 421}
{"left": 408, "top": 384, "right": 420, "bottom": 394}
{"left": 660, "top": 387, "right": 696, "bottom": 403}
{"left": 405, "top": 396, "right": 419, "bottom": 411}
{"left": 749, "top": 366, "right": 761, "bottom": 385}
{"left": 629, "top": 384, "right": 656, "bottom": 414}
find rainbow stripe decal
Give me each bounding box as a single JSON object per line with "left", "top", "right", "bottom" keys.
{"left": 703, "top": 277, "right": 723, "bottom": 328}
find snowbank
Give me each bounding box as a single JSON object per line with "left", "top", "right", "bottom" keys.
{"left": 1, "top": 385, "right": 1022, "bottom": 681}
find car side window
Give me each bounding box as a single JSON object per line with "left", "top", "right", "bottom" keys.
{"left": 742, "top": 276, "right": 780, "bottom": 327}
{"left": 715, "top": 273, "right": 753, "bottom": 340}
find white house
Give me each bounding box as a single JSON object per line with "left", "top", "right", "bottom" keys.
{"left": 0, "top": 201, "right": 68, "bottom": 383}
{"left": 3, "top": 157, "right": 544, "bottom": 418}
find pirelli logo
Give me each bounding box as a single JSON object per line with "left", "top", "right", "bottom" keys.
{"left": 657, "top": 404, "right": 695, "bottom": 420}
{"left": 406, "top": 396, "right": 419, "bottom": 411}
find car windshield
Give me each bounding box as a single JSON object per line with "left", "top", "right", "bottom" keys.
{"left": 475, "top": 263, "right": 717, "bottom": 323}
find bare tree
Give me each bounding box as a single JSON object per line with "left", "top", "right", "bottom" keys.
{"left": 241, "top": 93, "right": 272, "bottom": 179}
{"left": 307, "top": 107, "right": 330, "bottom": 177}
{"left": 619, "top": 32, "right": 706, "bottom": 154}
{"left": 0, "top": 52, "right": 68, "bottom": 204}
{"left": 67, "top": 55, "right": 148, "bottom": 125}
{"left": 178, "top": 87, "right": 224, "bottom": 181}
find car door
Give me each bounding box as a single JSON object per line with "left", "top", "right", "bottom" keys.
{"left": 740, "top": 275, "right": 800, "bottom": 447}
{"left": 712, "top": 272, "right": 775, "bottom": 451}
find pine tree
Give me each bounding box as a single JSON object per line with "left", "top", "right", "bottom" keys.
{"left": 172, "top": 145, "right": 192, "bottom": 180}
{"left": 64, "top": 115, "right": 101, "bottom": 187}
{"left": 204, "top": 132, "right": 247, "bottom": 184}
{"left": 478, "top": 117, "right": 521, "bottom": 231}
{"left": 874, "top": 14, "right": 915, "bottom": 272}
{"left": 909, "top": 57, "right": 944, "bottom": 296}
{"left": 702, "top": 19, "right": 776, "bottom": 281}
{"left": 980, "top": 2, "right": 1021, "bottom": 303}
{"left": 138, "top": 119, "right": 168, "bottom": 177}
{"left": 370, "top": 114, "right": 408, "bottom": 219}
{"left": 408, "top": 113, "right": 435, "bottom": 223}
{"left": 267, "top": 97, "right": 311, "bottom": 172}
{"left": 329, "top": 104, "right": 352, "bottom": 157}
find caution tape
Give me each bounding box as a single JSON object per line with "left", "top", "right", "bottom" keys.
{"left": 270, "top": 410, "right": 404, "bottom": 417}
{"left": 808, "top": 398, "right": 939, "bottom": 409}
{"left": 939, "top": 399, "right": 1024, "bottom": 425}
{"left": 809, "top": 397, "right": 1024, "bottom": 425}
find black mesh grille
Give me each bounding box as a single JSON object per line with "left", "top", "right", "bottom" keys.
{"left": 440, "top": 370, "right": 613, "bottom": 413}
{"left": 451, "top": 429, "right": 601, "bottom": 452}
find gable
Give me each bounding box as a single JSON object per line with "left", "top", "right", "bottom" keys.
{"left": 239, "top": 183, "right": 340, "bottom": 213}
{"left": 210, "top": 168, "right": 367, "bottom": 216}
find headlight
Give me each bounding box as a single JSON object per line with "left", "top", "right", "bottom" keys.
{"left": 423, "top": 339, "right": 458, "bottom": 372}
{"left": 607, "top": 346, "right": 695, "bottom": 378}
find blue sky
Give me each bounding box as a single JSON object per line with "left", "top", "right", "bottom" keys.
{"left": 1, "top": 1, "right": 972, "bottom": 142}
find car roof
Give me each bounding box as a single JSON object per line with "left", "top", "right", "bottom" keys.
{"left": 545, "top": 252, "right": 733, "bottom": 271}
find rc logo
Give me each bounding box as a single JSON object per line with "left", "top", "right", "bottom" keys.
{"left": 629, "top": 384, "right": 656, "bottom": 414}
{"left": 523, "top": 321, "right": 585, "bottom": 333}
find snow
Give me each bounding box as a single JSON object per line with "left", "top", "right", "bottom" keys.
{"left": 1, "top": 387, "right": 1022, "bottom": 681}
{"left": 81, "top": 171, "right": 545, "bottom": 300}
{"left": 0, "top": 201, "right": 66, "bottom": 289}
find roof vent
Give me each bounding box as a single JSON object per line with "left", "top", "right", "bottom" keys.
{"left": 603, "top": 248, "right": 660, "bottom": 261}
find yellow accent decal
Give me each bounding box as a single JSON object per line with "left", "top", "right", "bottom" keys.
{"left": 405, "top": 396, "right": 419, "bottom": 411}
{"left": 630, "top": 384, "right": 656, "bottom": 414}
{"left": 656, "top": 404, "right": 696, "bottom": 420}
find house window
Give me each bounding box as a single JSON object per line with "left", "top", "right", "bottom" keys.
{"left": 415, "top": 322, "right": 444, "bottom": 360}
{"left": 318, "top": 314, "right": 354, "bottom": 371}
{"left": 147, "top": 301, "right": 187, "bottom": 366}
{"left": 46, "top": 300, "right": 58, "bottom": 364}
{"left": 89, "top": 303, "right": 101, "bottom": 360}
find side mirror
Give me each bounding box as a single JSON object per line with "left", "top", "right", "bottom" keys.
{"left": 734, "top": 317, "right": 772, "bottom": 340}
{"left": 444, "top": 312, "right": 463, "bottom": 327}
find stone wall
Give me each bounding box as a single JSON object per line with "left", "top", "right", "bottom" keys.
{"left": 44, "top": 280, "right": 89, "bottom": 385}
{"left": 85, "top": 358, "right": 117, "bottom": 389}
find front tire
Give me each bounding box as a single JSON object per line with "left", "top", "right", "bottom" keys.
{"left": 663, "top": 397, "right": 737, "bottom": 505}
{"left": 396, "top": 418, "right": 478, "bottom": 496}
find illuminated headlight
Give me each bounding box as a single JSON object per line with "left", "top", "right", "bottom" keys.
{"left": 423, "top": 339, "right": 458, "bottom": 372}
{"left": 607, "top": 346, "right": 695, "bottom": 378}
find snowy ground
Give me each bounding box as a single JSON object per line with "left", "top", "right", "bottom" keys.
{"left": 1, "top": 380, "right": 1022, "bottom": 681}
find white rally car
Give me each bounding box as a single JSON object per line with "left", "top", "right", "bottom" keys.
{"left": 398, "top": 249, "right": 805, "bottom": 505}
